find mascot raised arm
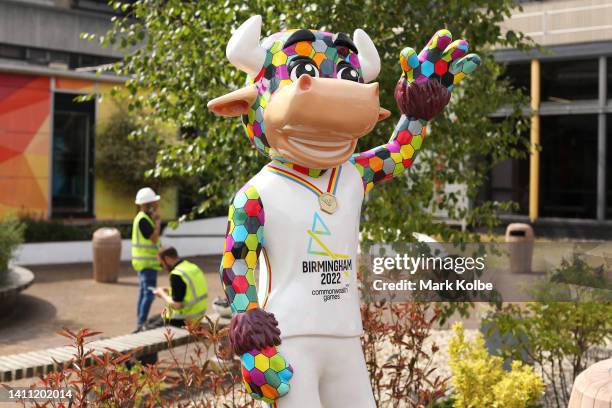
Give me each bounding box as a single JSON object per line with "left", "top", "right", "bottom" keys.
{"left": 208, "top": 15, "right": 479, "bottom": 408}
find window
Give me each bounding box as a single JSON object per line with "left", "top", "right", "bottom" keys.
{"left": 51, "top": 93, "right": 95, "bottom": 218}
{"left": 478, "top": 119, "right": 529, "bottom": 215}
{"left": 26, "top": 48, "right": 49, "bottom": 66}
{"left": 488, "top": 157, "right": 529, "bottom": 215}
{"left": 501, "top": 63, "right": 530, "bottom": 94}
{"left": 72, "top": 0, "right": 113, "bottom": 11}
{"left": 0, "top": 43, "right": 119, "bottom": 70}
{"left": 541, "top": 59, "right": 599, "bottom": 102}
{"left": 0, "top": 44, "right": 25, "bottom": 60}
{"left": 540, "top": 114, "right": 598, "bottom": 219}
{"left": 492, "top": 54, "right": 611, "bottom": 221}
{"left": 49, "top": 51, "right": 70, "bottom": 66}
{"left": 69, "top": 54, "right": 118, "bottom": 69}
{"left": 72, "top": 0, "right": 136, "bottom": 14}
{"left": 606, "top": 115, "right": 612, "bottom": 219}
{"left": 608, "top": 58, "right": 612, "bottom": 102}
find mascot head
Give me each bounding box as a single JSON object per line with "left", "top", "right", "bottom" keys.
{"left": 208, "top": 15, "right": 390, "bottom": 170}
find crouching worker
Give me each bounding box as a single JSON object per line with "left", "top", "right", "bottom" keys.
{"left": 152, "top": 245, "right": 208, "bottom": 327}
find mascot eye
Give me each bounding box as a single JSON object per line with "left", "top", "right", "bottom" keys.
{"left": 337, "top": 66, "right": 360, "bottom": 82}
{"left": 289, "top": 59, "right": 320, "bottom": 81}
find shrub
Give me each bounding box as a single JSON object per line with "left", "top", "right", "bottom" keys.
{"left": 494, "top": 362, "right": 546, "bottom": 408}
{"left": 486, "top": 253, "right": 612, "bottom": 407}
{"left": 448, "top": 322, "right": 544, "bottom": 408}
{"left": 11, "top": 303, "right": 447, "bottom": 407}
{"left": 19, "top": 216, "right": 132, "bottom": 243}
{"left": 486, "top": 300, "right": 612, "bottom": 407}
{"left": 550, "top": 253, "right": 611, "bottom": 290}
{"left": 0, "top": 217, "right": 25, "bottom": 279}
{"left": 12, "top": 322, "right": 251, "bottom": 407}
{"left": 361, "top": 302, "right": 447, "bottom": 407}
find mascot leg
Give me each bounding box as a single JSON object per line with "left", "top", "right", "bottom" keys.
{"left": 263, "top": 336, "right": 375, "bottom": 408}
{"left": 319, "top": 337, "right": 375, "bottom": 408}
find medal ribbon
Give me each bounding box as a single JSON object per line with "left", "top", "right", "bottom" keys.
{"left": 266, "top": 164, "right": 342, "bottom": 199}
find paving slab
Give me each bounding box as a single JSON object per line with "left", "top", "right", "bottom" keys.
{"left": 0, "top": 256, "right": 224, "bottom": 356}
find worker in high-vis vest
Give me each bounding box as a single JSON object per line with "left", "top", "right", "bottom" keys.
{"left": 153, "top": 245, "right": 208, "bottom": 326}
{"left": 132, "top": 187, "right": 162, "bottom": 333}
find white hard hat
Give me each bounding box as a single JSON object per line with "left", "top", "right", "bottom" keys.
{"left": 135, "top": 187, "right": 160, "bottom": 205}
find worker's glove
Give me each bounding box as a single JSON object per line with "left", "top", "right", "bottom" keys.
{"left": 229, "top": 309, "right": 293, "bottom": 403}
{"left": 395, "top": 29, "right": 480, "bottom": 121}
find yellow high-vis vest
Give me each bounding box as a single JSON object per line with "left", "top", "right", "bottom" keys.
{"left": 165, "top": 260, "right": 208, "bottom": 322}
{"left": 131, "top": 211, "right": 161, "bottom": 271}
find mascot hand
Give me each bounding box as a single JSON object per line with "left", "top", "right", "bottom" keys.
{"left": 229, "top": 308, "right": 293, "bottom": 402}
{"left": 395, "top": 29, "right": 480, "bottom": 120}
{"left": 240, "top": 346, "right": 293, "bottom": 403}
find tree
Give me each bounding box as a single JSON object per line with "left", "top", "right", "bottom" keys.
{"left": 95, "top": 102, "right": 167, "bottom": 193}
{"left": 88, "top": 0, "right": 533, "bottom": 322}
{"left": 94, "top": 0, "right": 531, "bottom": 232}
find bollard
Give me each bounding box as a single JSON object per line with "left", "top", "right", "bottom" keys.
{"left": 505, "top": 223, "right": 534, "bottom": 274}
{"left": 92, "top": 228, "right": 122, "bottom": 283}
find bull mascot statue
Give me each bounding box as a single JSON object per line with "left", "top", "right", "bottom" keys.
{"left": 208, "top": 15, "right": 479, "bottom": 408}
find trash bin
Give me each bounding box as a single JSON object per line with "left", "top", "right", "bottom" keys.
{"left": 505, "top": 223, "right": 534, "bottom": 274}
{"left": 92, "top": 228, "right": 122, "bottom": 283}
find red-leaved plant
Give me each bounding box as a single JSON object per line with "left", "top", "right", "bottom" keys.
{"left": 7, "top": 305, "right": 445, "bottom": 407}
{"left": 362, "top": 302, "right": 447, "bottom": 407}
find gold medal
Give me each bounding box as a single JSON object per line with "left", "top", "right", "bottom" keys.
{"left": 267, "top": 164, "right": 342, "bottom": 215}
{"left": 319, "top": 192, "right": 338, "bottom": 214}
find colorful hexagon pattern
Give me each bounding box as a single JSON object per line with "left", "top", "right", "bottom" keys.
{"left": 350, "top": 29, "right": 480, "bottom": 194}
{"left": 241, "top": 347, "right": 293, "bottom": 404}
{"left": 400, "top": 29, "right": 480, "bottom": 90}
{"left": 350, "top": 115, "right": 426, "bottom": 194}
{"left": 239, "top": 29, "right": 363, "bottom": 163}
{"left": 220, "top": 183, "right": 264, "bottom": 313}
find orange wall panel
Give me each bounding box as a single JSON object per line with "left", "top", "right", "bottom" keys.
{"left": 0, "top": 73, "right": 50, "bottom": 218}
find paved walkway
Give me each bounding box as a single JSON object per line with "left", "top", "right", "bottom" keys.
{"left": 0, "top": 256, "right": 224, "bottom": 356}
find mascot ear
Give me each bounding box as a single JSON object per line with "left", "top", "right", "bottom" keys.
{"left": 207, "top": 86, "right": 258, "bottom": 117}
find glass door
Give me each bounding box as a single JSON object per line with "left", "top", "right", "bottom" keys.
{"left": 51, "top": 93, "right": 95, "bottom": 217}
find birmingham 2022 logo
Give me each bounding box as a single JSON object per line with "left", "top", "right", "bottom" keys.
{"left": 303, "top": 212, "right": 352, "bottom": 283}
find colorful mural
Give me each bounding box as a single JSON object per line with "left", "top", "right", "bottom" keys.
{"left": 0, "top": 71, "right": 176, "bottom": 221}
{"left": 0, "top": 73, "right": 51, "bottom": 218}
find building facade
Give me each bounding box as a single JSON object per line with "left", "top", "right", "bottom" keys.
{"left": 0, "top": 0, "right": 176, "bottom": 221}
{"left": 2, "top": 0, "right": 612, "bottom": 235}
{"left": 488, "top": 0, "right": 612, "bottom": 236}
